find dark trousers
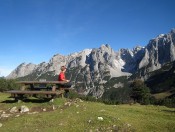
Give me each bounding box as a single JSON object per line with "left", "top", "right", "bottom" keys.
{"left": 59, "top": 82, "right": 72, "bottom": 98}
{"left": 60, "top": 82, "right": 72, "bottom": 88}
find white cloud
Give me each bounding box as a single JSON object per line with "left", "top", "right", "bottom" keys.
{"left": 0, "top": 67, "right": 13, "bottom": 77}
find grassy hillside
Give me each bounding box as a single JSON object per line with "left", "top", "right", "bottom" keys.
{"left": 0, "top": 93, "right": 175, "bottom": 132}
{"left": 153, "top": 91, "right": 173, "bottom": 99}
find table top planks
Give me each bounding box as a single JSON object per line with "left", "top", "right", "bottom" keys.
{"left": 17, "top": 81, "right": 67, "bottom": 85}
{"left": 6, "top": 90, "right": 63, "bottom": 95}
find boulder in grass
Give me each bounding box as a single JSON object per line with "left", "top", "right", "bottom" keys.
{"left": 20, "top": 106, "right": 29, "bottom": 113}
{"left": 10, "top": 106, "right": 18, "bottom": 113}
{"left": 97, "top": 117, "right": 103, "bottom": 121}
{"left": 1, "top": 113, "right": 11, "bottom": 118}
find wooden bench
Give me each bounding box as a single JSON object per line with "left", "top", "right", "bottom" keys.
{"left": 16, "top": 81, "right": 67, "bottom": 90}
{"left": 6, "top": 90, "right": 64, "bottom": 100}
{"left": 6, "top": 81, "right": 73, "bottom": 101}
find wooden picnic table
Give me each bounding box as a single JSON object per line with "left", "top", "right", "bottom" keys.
{"left": 6, "top": 81, "right": 71, "bottom": 101}
{"left": 17, "top": 81, "right": 67, "bottom": 90}
{"left": 17, "top": 81, "right": 67, "bottom": 85}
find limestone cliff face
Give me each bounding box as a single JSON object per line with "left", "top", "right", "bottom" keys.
{"left": 7, "top": 63, "right": 36, "bottom": 78}
{"left": 6, "top": 28, "right": 175, "bottom": 98}
{"left": 139, "top": 29, "right": 175, "bottom": 72}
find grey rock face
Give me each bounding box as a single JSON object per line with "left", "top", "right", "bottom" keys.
{"left": 140, "top": 29, "right": 175, "bottom": 72}
{"left": 118, "top": 46, "right": 145, "bottom": 73}
{"left": 139, "top": 48, "right": 149, "bottom": 69}
{"left": 6, "top": 63, "right": 36, "bottom": 78}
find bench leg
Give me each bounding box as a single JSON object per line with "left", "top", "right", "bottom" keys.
{"left": 52, "top": 86, "right": 56, "bottom": 91}
{"left": 59, "top": 88, "right": 64, "bottom": 98}
{"left": 14, "top": 95, "right": 23, "bottom": 103}
{"left": 14, "top": 97, "right": 18, "bottom": 102}
{"left": 61, "top": 93, "right": 64, "bottom": 98}
{"left": 60, "top": 88, "right": 69, "bottom": 98}
{"left": 10, "top": 93, "right": 19, "bottom": 102}
{"left": 11, "top": 93, "right": 15, "bottom": 98}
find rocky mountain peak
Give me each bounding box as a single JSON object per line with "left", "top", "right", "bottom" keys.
{"left": 100, "top": 44, "right": 113, "bottom": 54}
{"left": 133, "top": 46, "right": 144, "bottom": 52}
{"left": 6, "top": 63, "right": 36, "bottom": 79}
{"left": 157, "top": 34, "right": 165, "bottom": 38}
{"left": 171, "top": 28, "right": 175, "bottom": 33}
{"left": 138, "top": 28, "right": 175, "bottom": 72}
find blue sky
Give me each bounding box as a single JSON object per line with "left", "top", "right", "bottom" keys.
{"left": 0, "top": 0, "right": 175, "bottom": 77}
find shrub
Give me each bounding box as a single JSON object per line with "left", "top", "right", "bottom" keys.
{"left": 130, "top": 79, "right": 151, "bottom": 105}
{"left": 0, "top": 77, "right": 20, "bottom": 92}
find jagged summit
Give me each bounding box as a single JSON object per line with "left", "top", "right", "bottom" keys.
{"left": 171, "top": 28, "right": 175, "bottom": 33}
{"left": 157, "top": 34, "right": 165, "bottom": 38}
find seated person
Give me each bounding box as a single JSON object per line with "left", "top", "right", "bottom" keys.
{"left": 58, "top": 66, "right": 72, "bottom": 97}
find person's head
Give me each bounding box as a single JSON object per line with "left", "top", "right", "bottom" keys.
{"left": 60, "top": 66, "right": 66, "bottom": 72}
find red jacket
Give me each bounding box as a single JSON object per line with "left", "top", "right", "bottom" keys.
{"left": 58, "top": 72, "right": 65, "bottom": 81}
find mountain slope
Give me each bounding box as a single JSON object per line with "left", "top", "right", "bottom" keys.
{"left": 145, "top": 61, "right": 175, "bottom": 94}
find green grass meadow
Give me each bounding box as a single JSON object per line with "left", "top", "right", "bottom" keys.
{"left": 0, "top": 92, "right": 175, "bottom": 132}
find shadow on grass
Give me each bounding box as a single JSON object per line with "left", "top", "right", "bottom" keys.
{"left": 162, "top": 109, "right": 175, "bottom": 113}
{"left": 1, "top": 98, "right": 52, "bottom": 103}
{"left": 1, "top": 100, "right": 18, "bottom": 103}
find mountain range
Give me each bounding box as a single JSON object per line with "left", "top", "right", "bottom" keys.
{"left": 7, "top": 28, "right": 175, "bottom": 99}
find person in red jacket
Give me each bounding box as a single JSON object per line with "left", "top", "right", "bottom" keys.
{"left": 58, "top": 66, "right": 69, "bottom": 82}
{"left": 58, "top": 66, "right": 72, "bottom": 97}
